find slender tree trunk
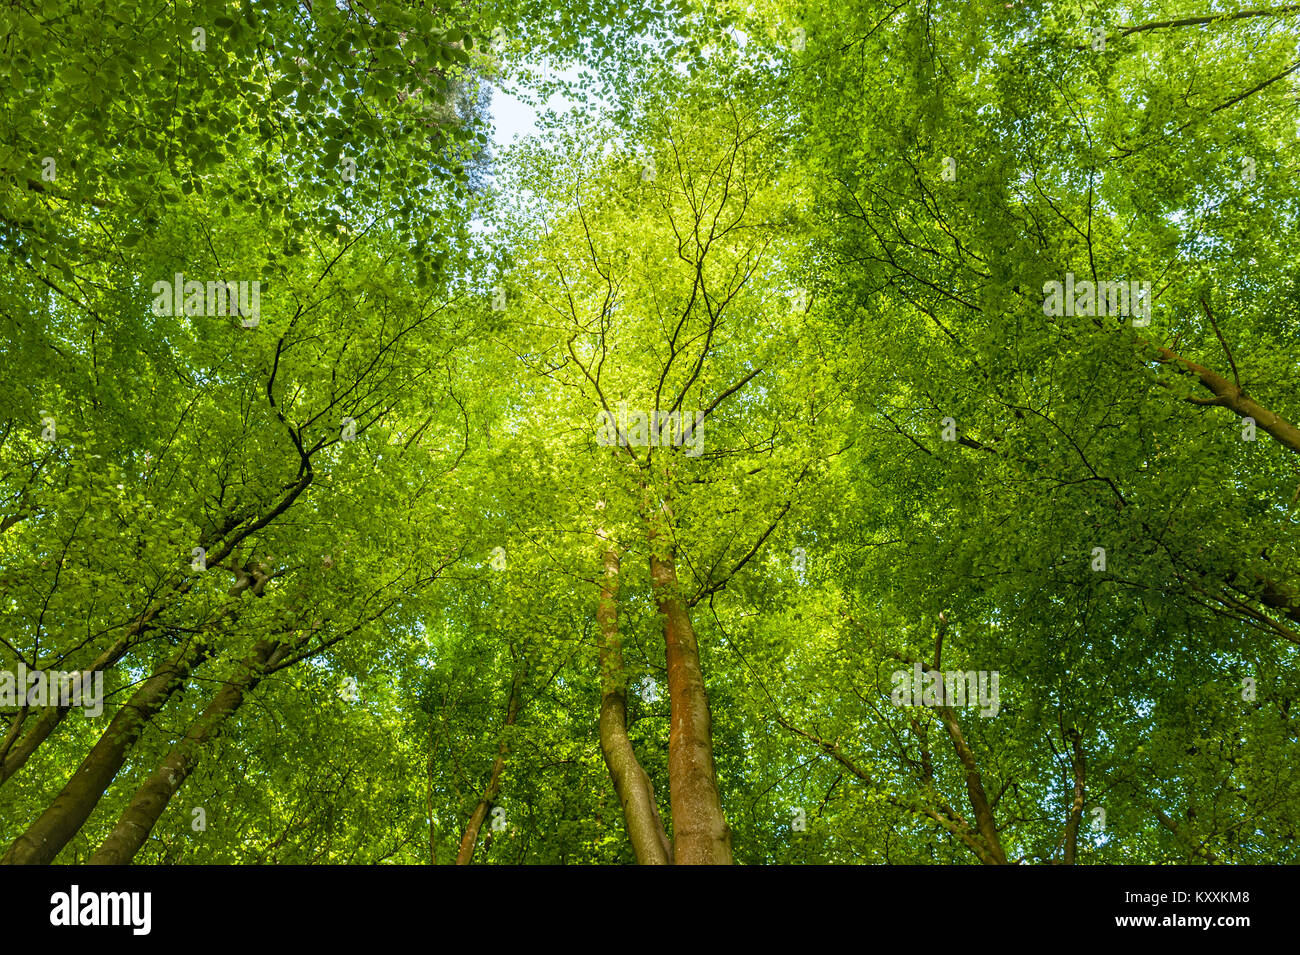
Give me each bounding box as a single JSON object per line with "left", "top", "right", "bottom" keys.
{"left": 86, "top": 639, "right": 286, "bottom": 865}
{"left": 1, "top": 638, "right": 209, "bottom": 865}
{"left": 1061, "top": 730, "right": 1086, "bottom": 865}
{"left": 455, "top": 671, "right": 522, "bottom": 865}
{"left": 0, "top": 607, "right": 175, "bottom": 785}
{"left": 935, "top": 701, "right": 1007, "bottom": 865}
{"left": 596, "top": 529, "right": 672, "bottom": 864}
{"left": 647, "top": 504, "right": 733, "bottom": 865}
{"left": 0, "top": 506, "right": 258, "bottom": 786}
{"left": 0, "top": 636, "right": 131, "bottom": 784}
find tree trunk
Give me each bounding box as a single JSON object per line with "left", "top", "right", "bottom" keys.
{"left": 935, "top": 701, "right": 1007, "bottom": 865}
{"left": 647, "top": 505, "right": 733, "bottom": 865}
{"left": 0, "top": 606, "right": 175, "bottom": 785}
{"left": 86, "top": 639, "right": 285, "bottom": 865}
{"left": 596, "top": 531, "right": 672, "bottom": 864}
{"left": 0, "top": 638, "right": 127, "bottom": 786}
{"left": 455, "top": 671, "right": 522, "bottom": 865}
{"left": 1061, "top": 730, "right": 1086, "bottom": 865}
{"left": 0, "top": 506, "right": 257, "bottom": 786}
{"left": 1, "top": 638, "right": 209, "bottom": 865}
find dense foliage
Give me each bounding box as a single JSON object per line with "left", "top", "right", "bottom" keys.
{"left": 2, "top": 0, "right": 1297, "bottom": 864}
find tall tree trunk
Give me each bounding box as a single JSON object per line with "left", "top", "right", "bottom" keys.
{"left": 0, "top": 600, "right": 193, "bottom": 785}
{"left": 455, "top": 671, "right": 522, "bottom": 865}
{"left": 1, "top": 638, "right": 209, "bottom": 865}
{"left": 0, "top": 505, "right": 259, "bottom": 786}
{"left": 596, "top": 529, "right": 672, "bottom": 864}
{"left": 935, "top": 702, "right": 1007, "bottom": 865}
{"left": 1061, "top": 729, "right": 1086, "bottom": 865}
{"left": 647, "top": 504, "right": 733, "bottom": 865}
{"left": 0, "top": 632, "right": 133, "bottom": 786}
{"left": 85, "top": 638, "right": 286, "bottom": 865}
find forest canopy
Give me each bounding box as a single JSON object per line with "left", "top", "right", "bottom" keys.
{"left": 1, "top": 0, "right": 1298, "bottom": 866}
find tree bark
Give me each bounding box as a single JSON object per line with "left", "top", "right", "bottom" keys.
{"left": 0, "top": 633, "right": 132, "bottom": 786}
{"left": 1149, "top": 340, "right": 1300, "bottom": 455}
{"left": 647, "top": 504, "right": 733, "bottom": 865}
{"left": 455, "top": 671, "right": 522, "bottom": 865}
{"left": 85, "top": 638, "right": 286, "bottom": 865}
{"left": 933, "top": 702, "right": 1007, "bottom": 864}
{"left": 0, "top": 538, "right": 248, "bottom": 786}
{"left": 1, "top": 638, "right": 209, "bottom": 865}
{"left": 924, "top": 639, "right": 1007, "bottom": 867}
{"left": 0, "top": 602, "right": 183, "bottom": 785}
{"left": 596, "top": 530, "right": 672, "bottom": 864}
{"left": 1061, "top": 730, "right": 1086, "bottom": 865}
